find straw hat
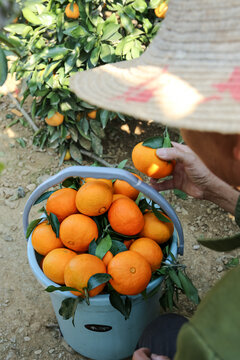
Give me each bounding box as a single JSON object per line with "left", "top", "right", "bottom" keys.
{"left": 70, "top": 0, "right": 240, "bottom": 134}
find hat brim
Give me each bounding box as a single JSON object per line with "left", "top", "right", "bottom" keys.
{"left": 70, "top": 57, "right": 240, "bottom": 134}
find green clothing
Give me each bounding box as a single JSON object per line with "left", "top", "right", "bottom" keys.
{"left": 174, "top": 198, "right": 240, "bottom": 360}
{"left": 174, "top": 265, "right": 240, "bottom": 360}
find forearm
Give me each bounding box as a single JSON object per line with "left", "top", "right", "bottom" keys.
{"left": 203, "top": 175, "right": 239, "bottom": 215}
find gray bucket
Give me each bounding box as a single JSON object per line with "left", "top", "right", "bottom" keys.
{"left": 23, "top": 166, "right": 184, "bottom": 360}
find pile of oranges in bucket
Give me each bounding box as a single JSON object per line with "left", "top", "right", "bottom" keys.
{"left": 29, "top": 141, "right": 175, "bottom": 299}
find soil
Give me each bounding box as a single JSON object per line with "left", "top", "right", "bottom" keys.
{"left": 0, "top": 88, "right": 239, "bottom": 360}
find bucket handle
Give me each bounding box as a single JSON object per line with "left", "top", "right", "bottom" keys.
{"left": 23, "top": 166, "right": 184, "bottom": 255}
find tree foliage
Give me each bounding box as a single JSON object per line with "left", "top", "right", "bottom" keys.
{"left": 3, "top": 0, "right": 164, "bottom": 162}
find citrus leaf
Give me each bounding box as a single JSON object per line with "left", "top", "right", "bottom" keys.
{"left": 102, "top": 23, "right": 120, "bottom": 41}
{"left": 120, "top": 13, "right": 134, "bottom": 33}
{"left": 34, "top": 190, "right": 56, "bottom": 205}
{"left": 163, "top": 128, "right": 172, "bottom": 148}
{"left": 69, "top": 143, "right": 83, "bottom": 164}
{"left": 142, "top": 136, "right": 164, "bottom": 149}
{"left": 45, "top": 285, "right": 81, "bottom": 293}
{"left": 152, "top": 204, "right": 171, "bottom": 223}
{"left": 59, "top": 297, "right": 82, "bottom": 326}
{"left": 168, "top": 268, "right": 182, "bottom": 289}
{"left": 90, "top": 132, "right": 103, "bottom": 156}
{"left": 22, "top": 8, "right": 42, "bottom": 25}
{"left": 88, "top": 239, "right": 97, "bottom": 255}
{"left": 174, "top": 189, "right": 188, "bottom": 200}
{"left": 138, "top": 198, "right": 151, "bottom": 212}
{"left": 117, "top": 159, "right": 128, "bottom": 169}
{"left": 178, "top": 270, "right": 200, "bottom": 305}
{"left": 49, "top": 212, "right": 60, "bottom": 238}
{"left": 132, "top": 0, "right": 148, "bottom": 12}
{"left": 95, "top": 234, "right": 112, "bottom": 259}
{"left": 26, "top": 218, "right": 42, "bottom": 238}
{"left": 110, "top": 240, "right": 128, "bottom": 255}
{"left": 90, "top": 120, "right": 105, "bottom": 139}
{"left": 87, "top": 273, "right": 112, "bottom": 291}
{"left": 198, "top": 233, "right": 240, "bottom": 252}
{"left": 99, "top": 109, "right": 109, "bottom": 129}
{"left": 109, "top": 292, "right": 132, "bottom": 320}
{"left": 100, "top": 44, "right": 115, "bottom": 63}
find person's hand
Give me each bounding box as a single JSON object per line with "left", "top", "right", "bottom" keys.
{"left": 150, "top": 142, "right": 217, "bottom": 199}
{"left": 132, "top": 347, "right": 170, "bottom": 360}
{"left": 150, "top": 142, "right": 239, "bottom": 215}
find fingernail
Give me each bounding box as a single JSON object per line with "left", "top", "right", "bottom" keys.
{"left": 156, "top": 148, "right": 168, "bottom": 159}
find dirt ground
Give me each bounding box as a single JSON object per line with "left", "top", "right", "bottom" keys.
{"left": 0, "top": 91, "right": 239, "bottom": 360}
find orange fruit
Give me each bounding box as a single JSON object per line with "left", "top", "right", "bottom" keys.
{"left": 107, "top": 251, "right": 152, "bottom": 295}
{"left": 32, "top": 221, "right": 64, "bottom": 255}
{"left": 64, "top": 150, "right": 71, "bottom": 161}
{"left": 45, "top": 112, "right": 64, "bottom": 126}
{"left": 113, "top": 173, "right": 142, "bottom": 200}
{"left": 129, "top": 237, "right": 163, "bottom": 271}
{"left": 42, "top": 248, "right": 77, "bottom": 284}
{"left": 65, "top": 3, "right": 80, "bottom": 19}
{"left": 84, "top": 177, "right": 113, "bottom": 190}
{"left": 123, "top": 239, "right": 135, "bottom": 249}
{"left": 112, "top": 193, "right": 128, "bottom": 202}
{"left": 76, "top": 181, "right": 113, "bottom": 216}
{"left": 64, "top": 254, "right": 106, "bottom": 297}
{"left": 108, "top": 197, "right": 144, "bottom": 236}
{"left": 154, "top": 2, "right": 168, "bottom": 18}
{"left": 60, "top": 214, "right": 98, "bottom": 252}
{"left": 87, "top": 110, "right": 97, "bottom": 119}
{"left": 46, "top": 188, "right": 78, "bottom": 222}
{"left": 102, "top": 251, "right": 114, "bottom": 266}
{"left": 132, "top": 142, "right": 174, "bottom": 179}
{"left": 140, "top": 211, "right": 174, "bottom": 244}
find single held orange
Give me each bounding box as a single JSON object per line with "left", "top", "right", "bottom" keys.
{"left": 102, "top": 251, "right": 114, "bottom": 266}
{"left": 113, "top": 173, "right": 142, "bottom": 200}
{"left": 46, "top": 188, "right": 78, "bottom": 222}
{"left": 76, "top": 181, "right": 113, "bottom": 216}
{"left": 32, "top": 221, "right": 64, "bottom": 255}
{"left": 87, "top": 110, "right": 97, "bottom": 119}
{"left": 140, "top": 211, "right": 174, "bottom": 244}
{"left": 45, "top": 112, "right": 64, "bottom": 127}
{"left": 129, "top": 237, "right": 163, "bottom": 272}
{"left": 108, "top": 197, "right": 144, "bottom": 236}
{"left": 84, "top": 177, "right": 113, "bottom": 190}
{"left": 42, "top": 248, "right": 77, "bottom": 284}
{"left": 65, "top": 2, "right": 80, "bottom": 19}
{"left": 60, "top": 214, "right": 98, "bottom": 252}
{"left": 107, "top": 250, "right": 152, "bottom": 295}
{"left": 154, "top": 2, "right": 168, "bottom": 18}
{"left": 64, "top": 254, "right": 107, "bottom": 297}
{"left": 132, "top": 142, "right": 174, "bottom": 179}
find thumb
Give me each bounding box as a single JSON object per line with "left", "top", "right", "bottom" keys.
{"left": 156, "top": 145, "right": 195, "bottom": 166}
{"left": 156, "top": 147, "right": 181, "bottom": 162}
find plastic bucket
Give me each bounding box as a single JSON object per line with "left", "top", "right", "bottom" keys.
{"left": 23, "top": 166, "right": 184, "bottom": 360}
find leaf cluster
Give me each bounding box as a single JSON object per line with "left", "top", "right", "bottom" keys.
{"left": 156, "top": 249, "right": 200, "bottom": 311}
{"left": 2, "top": 0, "right": 162, "bottom": 159}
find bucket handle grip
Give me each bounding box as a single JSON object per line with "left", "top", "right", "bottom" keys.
{"left": 23, "top": 166, "right": 184, "bottom": 255}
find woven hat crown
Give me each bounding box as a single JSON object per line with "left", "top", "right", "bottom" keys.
{"left": 70, "top": 0, "right": 240, "bottom": 134}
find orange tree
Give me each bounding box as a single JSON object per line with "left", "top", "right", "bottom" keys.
{"left": 3, "top": 0, "right": 166, "bottom": 163}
